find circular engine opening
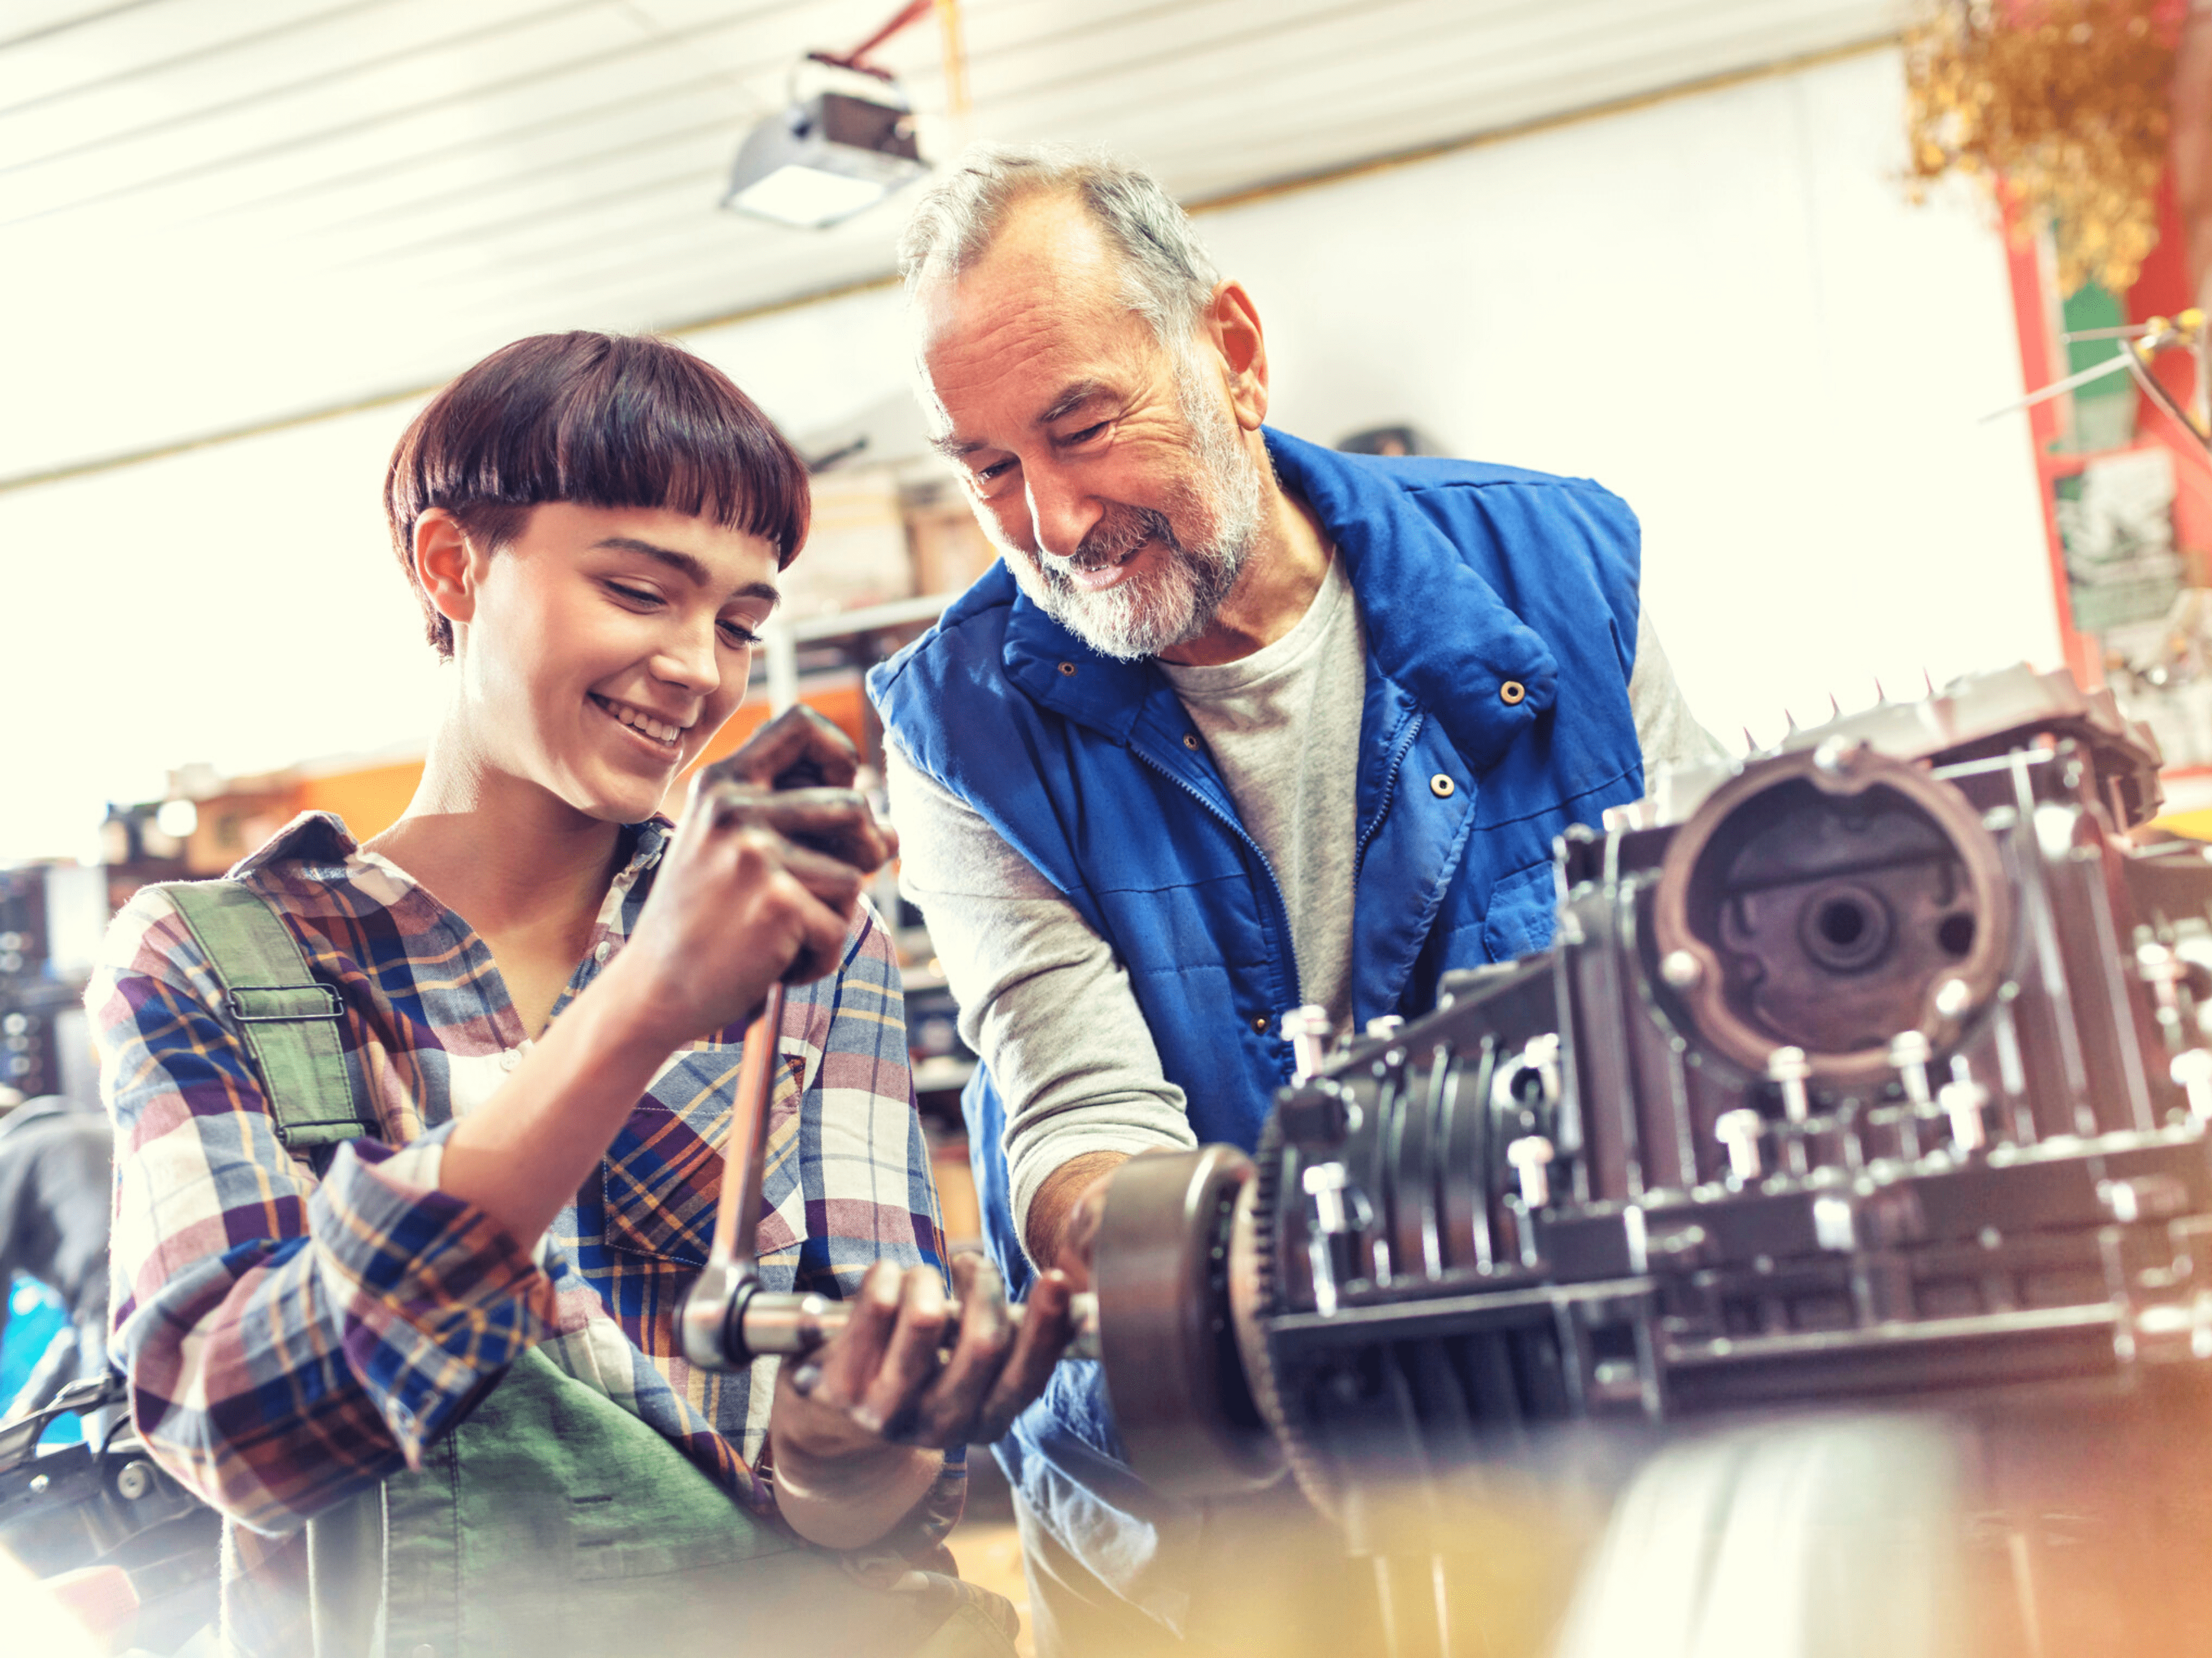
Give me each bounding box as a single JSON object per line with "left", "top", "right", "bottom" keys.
{"left": 1799, "top": 882, "right": 1893, "bottom": 975}
{"left": 1652, "top": 749, "right": 2012, "bottom": 1082}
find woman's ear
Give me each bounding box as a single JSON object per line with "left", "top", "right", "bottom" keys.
{"left": 414, "top": 509, "right": 480, "bottom": 640}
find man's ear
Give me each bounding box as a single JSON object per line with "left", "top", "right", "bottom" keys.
{"left": 1205, "top": 280, "right": 1271, "bottom": 432}
{"left": 414, "top": 509, "right": 482, "bottom": 640}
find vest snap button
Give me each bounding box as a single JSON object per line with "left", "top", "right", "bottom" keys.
{"left": 1499, "top": 679, "right": 1526, "bottom": 706}
{"left": 1251, "top": 1015, "right": 1269, "bottom": 1033}
{"left": 1058, "top": 661, "right": 1078, "bottom": 677}
{"left": 1182, "top": 733, "right": 1200, "bottom": 750}
{"left": 1430, "top": 773, "right": 1456, "bottom": 799}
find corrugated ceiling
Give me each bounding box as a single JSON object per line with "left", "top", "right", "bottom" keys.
{"left": 1, "top": 0, "right": 1899, "bottom": 483}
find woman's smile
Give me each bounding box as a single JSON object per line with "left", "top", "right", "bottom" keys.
{"left": 589, "top": 690, "right": 689, "bottom": 760}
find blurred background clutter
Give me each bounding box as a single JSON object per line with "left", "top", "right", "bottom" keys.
{"left": 5, "top": 1, "right": 2210, "bottom": 1652}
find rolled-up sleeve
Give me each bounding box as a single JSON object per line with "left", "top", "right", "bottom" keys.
{"left": 94, "top": 887, "right": 555, "bottom": 1535}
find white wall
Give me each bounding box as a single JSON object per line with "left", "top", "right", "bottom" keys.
{"left": 0, "top": 46, "right": 2056, "bottom": 863}
{"left": 1215, "top": 48, "right": 2055, "bottom": 745}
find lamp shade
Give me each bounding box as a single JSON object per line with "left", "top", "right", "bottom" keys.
{"left": 722, "top": 91, "right": 928, "bottom": 230}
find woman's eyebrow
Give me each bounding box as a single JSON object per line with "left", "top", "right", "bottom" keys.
{"left": 594, "top": 535, "right": 710, "bottom": 585}
{"left": 593, "top": 536, "right": 781, "bottom": 608}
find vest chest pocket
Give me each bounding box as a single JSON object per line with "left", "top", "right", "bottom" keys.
{"left": 1480, "top": 860, "right": 1560, "bottom": 963}
{"left": 603, "top": 1052, "right": 805, "bottom": 1266}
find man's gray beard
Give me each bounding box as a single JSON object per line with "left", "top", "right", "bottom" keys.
{"left": 999, "top": 358, "right": 1265, "bottom": 663}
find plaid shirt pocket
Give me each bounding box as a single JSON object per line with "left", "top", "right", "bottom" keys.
{"left": 602, "top": 1053, "right": 805, "bottom": 1265}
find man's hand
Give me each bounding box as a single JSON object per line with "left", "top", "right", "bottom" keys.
{"left": 604, "top": 707, "right": 898, "bottom": 1048}
{"left": 1024, "top": 1151, "right": 1127, "bottom": 1291}
{"left": 768, "top": 1256, "right": 1076, "bottom": 1548}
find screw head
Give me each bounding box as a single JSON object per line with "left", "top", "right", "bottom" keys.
{"left": 115, "top": 1460, "right": 153, "bottom": 1502}
{"left": 1505, "top": 1135, "right": 1554, "bottom": 1168}
{"left": 1660, "top": 950, "right": 1702, "bottom": 990}
{"left": 1766, "top": 1046, "right": 1811, "bottom": 1083}
{"left": 1933, "top": 977, "right": 1973, "bottom": 1019}
{"left": 1716, "top": 1108, "right": 1765, "bottom": 1144}
{"left": 1813, "top": 737, "right": 1856, "bottom": 775}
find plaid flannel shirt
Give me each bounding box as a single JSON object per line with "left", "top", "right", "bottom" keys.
{"left": 90, "top": 811, "right": 988, "bottom": 1647}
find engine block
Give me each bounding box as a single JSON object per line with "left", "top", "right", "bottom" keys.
{"left": 1092, "top": 666, "right": 2212, "bottom": 1539}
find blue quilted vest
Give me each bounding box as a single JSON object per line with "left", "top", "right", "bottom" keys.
{"left": 868, "top": 428, "right": 1647, "bottom": 1294}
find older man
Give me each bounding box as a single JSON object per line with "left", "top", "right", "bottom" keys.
{"left": 868, "top": 145, "right": 1719, "bottom": 1651}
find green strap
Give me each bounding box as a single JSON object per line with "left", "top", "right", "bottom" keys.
{"left": 158, "top": 881, "right": 387, "bottom": 1657}
{"left": 158, "top": 881, "right": 373, "bottom": 1151}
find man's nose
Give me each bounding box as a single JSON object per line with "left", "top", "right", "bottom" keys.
{"left": 1024, "top": 465, "right": 1101, "bottom": 562}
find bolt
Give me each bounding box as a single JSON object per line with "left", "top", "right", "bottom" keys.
{"left": 1283, "top": 1005, "right": 1332, "bottom": 1083}
{"left": 1660, "top": 950, "right": 1702, "bottom": 990}
{"left": 1716, "top": 1108, "right": 1766, "bottom": 1182}
{"left": 115, "top": 1460, "right": 153, "bottom": 1502}
{"left": 1812, "top": 1194, "right": 1856, "bottom": 1252}
{"left": 1302, "top": 1162, "right": 1352, "bottom": 1234}
{"left": 1939, "top": 1078, "right": 1989, "bottom": 1152}
{"left": 1934, "top": 977, "right": 1974, "bottom": 1019}
{"left": 1766, "top": 1046, "right": 1812, "bottom": 1123}
{"left": 2172, "top": 1049, "right": 2212, "bottom": 1119}
{"left": 1364, "top": 1015, "right": 1405, "bottom": 1041}
{"left": 1505, "top": 1136, "right": 1556, "bottom": 1209}
{"left": 1813, "top": 737, "right": 1856, "bottom": 776}
{"left": 1888, "top": 1030, "right": 1933, "bottom": 1105}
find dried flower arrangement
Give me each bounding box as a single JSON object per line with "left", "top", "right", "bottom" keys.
{"left": 1904, "top": 0, "right": 2177, "bottom": 295}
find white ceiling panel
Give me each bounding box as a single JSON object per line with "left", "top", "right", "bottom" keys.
{"left": 0, "top": 0, "right": 1902, "bottom": 485}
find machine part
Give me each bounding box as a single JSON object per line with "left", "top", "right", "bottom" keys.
{"left": 697, "top": 1270, "right": 1100, "bottom": 1368}
{"left": 0, "top": 1369, "right": 220, "bottom": 1654}
{"left": 1714, "top": 1108, "right": 1766, "bottom": 1182}
{"left": 1940, "top": 1078, "right": 1990, "bottom": 1152}
{"left": 1083, "top": 665, "right": 2212, "bottom": 1639}
{"left": 1091, "top": 1145, "right": 1284, "bottom": 1499}
{"left": 1286, "top": 1004, "right": 1333, "bottom": 1083}
{"left": 1651, "top": 741, "right": 2013, "bottom": 1087}
{"left": 1505, "top": 1137, "right": 1555, "bottom": 1208}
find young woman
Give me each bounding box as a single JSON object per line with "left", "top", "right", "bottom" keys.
{"left": 90, "top": 333, "right": 1074, "bottom": 1656}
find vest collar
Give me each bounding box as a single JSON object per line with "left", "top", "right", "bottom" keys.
{"left": 1000, "top": 427, "right": 1557, "bottom": 772}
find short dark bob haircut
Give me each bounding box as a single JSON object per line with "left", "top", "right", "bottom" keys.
{"left": 385, "top": 331, "right": 810, "bottom": 658}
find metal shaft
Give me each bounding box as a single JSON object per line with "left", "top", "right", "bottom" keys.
{"left": 735, "top": 1285, "right": 1100, "bottom": 1362}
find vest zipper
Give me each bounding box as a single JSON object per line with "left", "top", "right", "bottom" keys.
{"left": 1353, "top": 707, "right": 1426, "bottom": 876}
{"left": 1127, "top": 743, "right": 1305, "bottom": 1014}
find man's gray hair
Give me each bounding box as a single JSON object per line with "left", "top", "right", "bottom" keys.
{"left": 896, "top": 143, "right": 1220, "bottom": 345}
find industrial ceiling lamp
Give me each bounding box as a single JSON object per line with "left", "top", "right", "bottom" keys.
{"left": 721, "top": 0, "right": 945, "bottom": 230}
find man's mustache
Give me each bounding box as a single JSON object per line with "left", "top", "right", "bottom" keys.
{"left": 1063, "top": 506, "right": 1180, "bottom": 572}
